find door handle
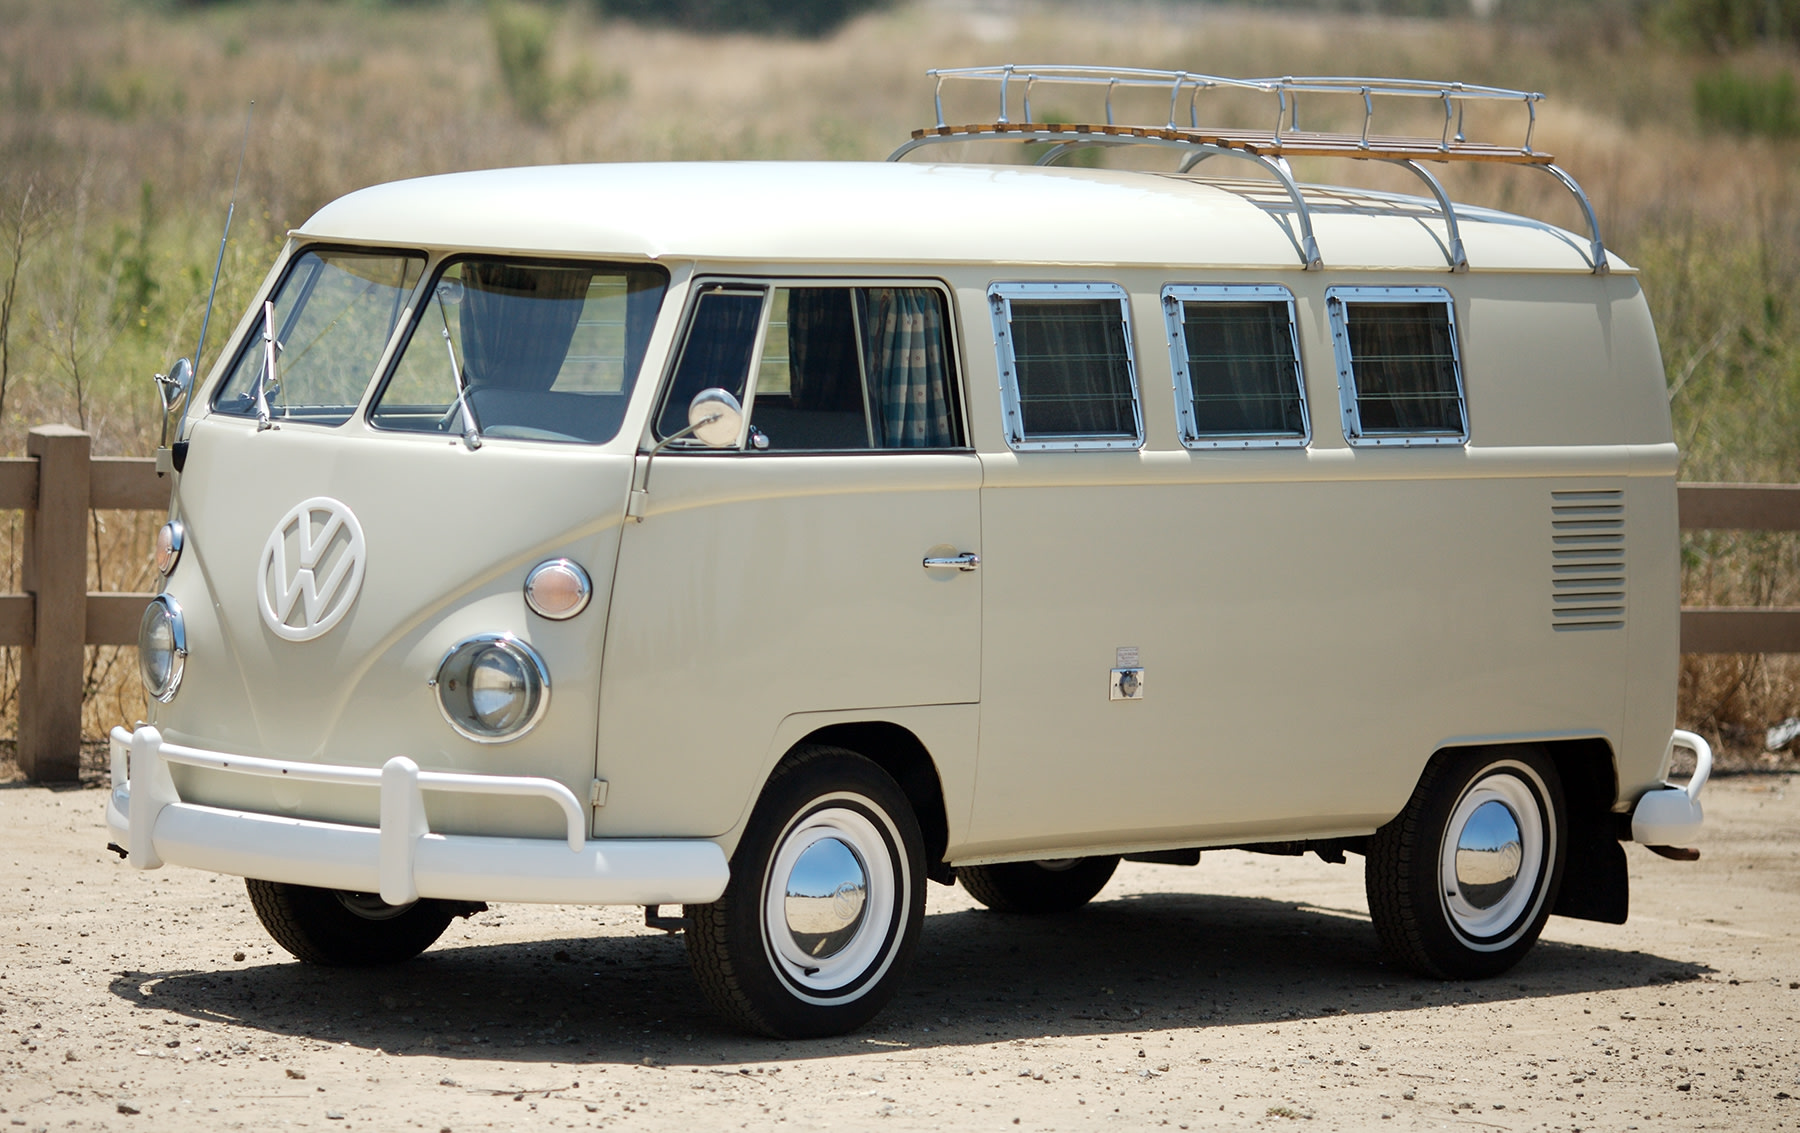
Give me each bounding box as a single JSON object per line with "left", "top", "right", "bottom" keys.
{"left": 922, "top": 552, "right": 980, "bottom": 572}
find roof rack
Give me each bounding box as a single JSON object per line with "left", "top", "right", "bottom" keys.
{"left": 888, "top": 65, "right": 1607, "bottom": 274}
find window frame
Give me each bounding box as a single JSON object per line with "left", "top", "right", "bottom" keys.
{"left": 988, "top": 281, "right": 1145, "bottom": 453}
{"left": 653, "top": 276, "right": 969, "bottom": 453}
{"left": 1161, "top": 283, "right": 1310, "bottom": 450}
{"left": 1326, "top": 285, "right": 1469, "bottom": 448}
{"left": 652, "top": 281, "right": 771, "bottom": 447}
{"left": 212, "top": 243, "right": 429, "bottom": 429}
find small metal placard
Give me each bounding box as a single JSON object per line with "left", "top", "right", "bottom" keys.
{"left": 1111, "top": 647, "right": 1144, "bottom": 700}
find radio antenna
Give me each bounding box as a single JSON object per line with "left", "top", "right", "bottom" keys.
{"left": 178, "top": 101, "right": 252, "bottom": 442}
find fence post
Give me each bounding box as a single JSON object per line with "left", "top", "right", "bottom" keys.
{"left": 18, "top": 425, "right": 90, "bottom": 781}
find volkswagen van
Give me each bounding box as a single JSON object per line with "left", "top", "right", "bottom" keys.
{"left": 110, "top": 67, "right": 1710, "bottom": 1038}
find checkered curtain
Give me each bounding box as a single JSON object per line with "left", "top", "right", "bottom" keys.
{"left": 863, "top": 288, "right": 955, "bottom": 448}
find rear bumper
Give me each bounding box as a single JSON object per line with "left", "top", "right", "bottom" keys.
{"left": 106, "top": 726, "right": 729, "bottom": 907}
{"left": 1628, "top": 729, "right": 1711, "bottom": 847}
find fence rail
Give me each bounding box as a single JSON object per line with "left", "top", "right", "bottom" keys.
{"left": 2, "top": 430, "right": 1797, "bottom": 781}
{"left": 1677, "top": 483, "right": 1800, "bottom": 654}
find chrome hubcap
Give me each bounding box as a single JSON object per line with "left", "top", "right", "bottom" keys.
{"left": 1453, "top": 799, "right": 1523, "bottom": 910}
{"left": 1438, "top": 763, "right": 1552, "bottom": 948}
{"left": 783, "top": 836, "right": 869, "bottom": 959}
{"left": 762, "top": 798, "right": 907, "bottom": 1002}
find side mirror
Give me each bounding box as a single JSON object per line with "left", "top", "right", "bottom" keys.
{"left": 154, "top": 357, "right": 194, "bottom": 446}
{"left": 687, "top": 387, "right": 743, "bottom": 449}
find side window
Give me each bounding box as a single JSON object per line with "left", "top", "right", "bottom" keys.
{"left": 1162, "top": 285, "right": 1308, "bottom": 448}
{"left": 656, "top": 284, "right": 767, "bottom": 441}
{"left": 1327, "top": 286, "right": 1468, "bottom": 446}
{"left": 658, "top": 282, "right": 963, "bottom": 451}
{"left": 989, "top": 282, "right": 1142, "bottom": 451}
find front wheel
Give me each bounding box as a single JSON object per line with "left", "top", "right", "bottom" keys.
{"left": 1365, "top": 746, "right": 1566, "bottom": 979}
{"left": 245, "top": 879, "right": 461, "bottom": 966}
{"left": 684, "top": 746, "right": 925, "bottom": 1038}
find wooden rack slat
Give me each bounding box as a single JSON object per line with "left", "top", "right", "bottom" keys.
{"left": 912, "top": 122, "right": 1556, "bottom": 165}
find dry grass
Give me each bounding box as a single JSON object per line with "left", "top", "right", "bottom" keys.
{"left": 1, "top": 0, "right": 1797, "bottom": 764}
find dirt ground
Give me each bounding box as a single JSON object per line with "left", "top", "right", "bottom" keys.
{"left": 2, "top": 771, "right": 1796, "bottom": 1133}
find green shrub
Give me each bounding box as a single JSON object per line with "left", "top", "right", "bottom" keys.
{"left": 488, "top": 0, "right": 554, "bottom": 123}
{"left": 1694, "top": 66, "right": 1799, "bottom": 136}
{"left": 595, "top": 0, "right": 890, "bottom": 38}
{"left": 1654, "top": 0, "right": 1800, "bottom": 49}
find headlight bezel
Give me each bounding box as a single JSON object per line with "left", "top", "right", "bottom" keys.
{"left": 432, "top": 633, "right": 551, "bottom": 744}
{"left": 139, "top": 594, "right": 188, "bottom": 703}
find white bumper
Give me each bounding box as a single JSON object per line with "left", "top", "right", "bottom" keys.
{"left": 106, "top": 726, "right": 729, "bottom": 907}
{"left": 1629, "top": 729, "right": 1711, "bottom": 846}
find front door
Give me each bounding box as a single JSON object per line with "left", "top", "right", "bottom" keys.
{"left": 595, "top": 281, "right": 981, "bottom": 839}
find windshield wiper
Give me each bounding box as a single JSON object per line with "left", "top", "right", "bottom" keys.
{"left": 254, "top": 300, "right": 280, "bottom": 432}
{"left": 437, "top": 290, "right": 481, "bottom": 451}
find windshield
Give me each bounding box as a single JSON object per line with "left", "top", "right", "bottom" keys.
{"left": 213, "top": 249, "right": 426, "bottom": 426}
{"left": 370, "top": 258, "right": 669, "bottom": 445}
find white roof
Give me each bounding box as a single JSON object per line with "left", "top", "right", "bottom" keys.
{"left": 294, "top": 161, "right": 1621, "bottom": 274}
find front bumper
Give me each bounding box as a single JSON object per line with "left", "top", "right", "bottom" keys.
{"left": 106, "top": 726, "right": 729, "bottom": 907}
{"left": 1628, "top": 729, "right": 1712, "bottom": 847}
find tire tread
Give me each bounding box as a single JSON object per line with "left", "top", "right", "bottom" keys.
{"left": 1364, "top": 756, "right": 1451, "bottom": 977}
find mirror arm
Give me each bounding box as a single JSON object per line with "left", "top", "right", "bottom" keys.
{"left": 626, "top": 412, "right": 721, "bottom": 522}
{"left": 153, "top": 357, "right": 193, "bottom": 450}
{"left": 156, "top": 376, "right": 174, "bottom": 448}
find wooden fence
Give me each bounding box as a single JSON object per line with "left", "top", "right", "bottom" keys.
{"left": 7, "top": 427, "right": 169, "bottom": 781}
{"left": 3, "top": 426, "right": 1799, "bottom": 781}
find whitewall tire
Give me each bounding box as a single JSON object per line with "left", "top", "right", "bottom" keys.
{"left": 1366, "top": 745, "right": 1566, "bottom": 979}
{"left": 685, "top": 746, "right": 925, "bottom": 1037}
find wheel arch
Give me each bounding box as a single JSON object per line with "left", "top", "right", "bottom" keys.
{"left": 1429, "top": 737, "right": 1616, "bottom": 809}
{"left": 1538, "top": 736, "right": 1619, "bottom": 814}
{"left": 790, "top": 721, "right": 952, "bottom": 885}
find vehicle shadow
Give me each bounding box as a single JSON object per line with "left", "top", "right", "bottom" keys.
{"left": 106, "top": 888, "right": 1709, "bottom": 1067}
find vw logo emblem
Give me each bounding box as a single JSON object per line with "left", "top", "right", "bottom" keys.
{"left": 831, "top": 882, "right": 862, "bottom": 923}
{"left": 257, "top": 497, "right": 366, "bottom": 642}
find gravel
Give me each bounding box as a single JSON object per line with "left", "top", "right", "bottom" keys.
{"left": 1, "top": 772, "right": 1795, "bottom": 1130}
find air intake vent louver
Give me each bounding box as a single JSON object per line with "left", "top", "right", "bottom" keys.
{"left": 1552, "top": 489, "right": 1625, "bottom": 632}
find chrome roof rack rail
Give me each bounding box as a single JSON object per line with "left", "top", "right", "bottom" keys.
{"left": 888, "top": 65, "right": 1606, "bottom": 275}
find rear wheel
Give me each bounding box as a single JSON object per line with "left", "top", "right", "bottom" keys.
{"left": 958, "top": 855, "right": 1120, "bottom": 914}
{"left": 245, "top": 879, "right": 461, "bottom": 966}
{"left": 1365, "top": 746, "right": 1566, "bottom": 979}
{"left": 685, "top": 746, "right": 925, "bottom": 1038}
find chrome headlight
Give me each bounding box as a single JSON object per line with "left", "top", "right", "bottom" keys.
{"left": 433, "top": 634, "right": 549, "bottom": 743}
{"left": 139, "top": 595, "right": 187, "bottom": 703}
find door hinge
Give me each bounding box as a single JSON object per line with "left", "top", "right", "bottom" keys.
{"left": 589, "top": 778, "right": 609, "bottom": 808}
